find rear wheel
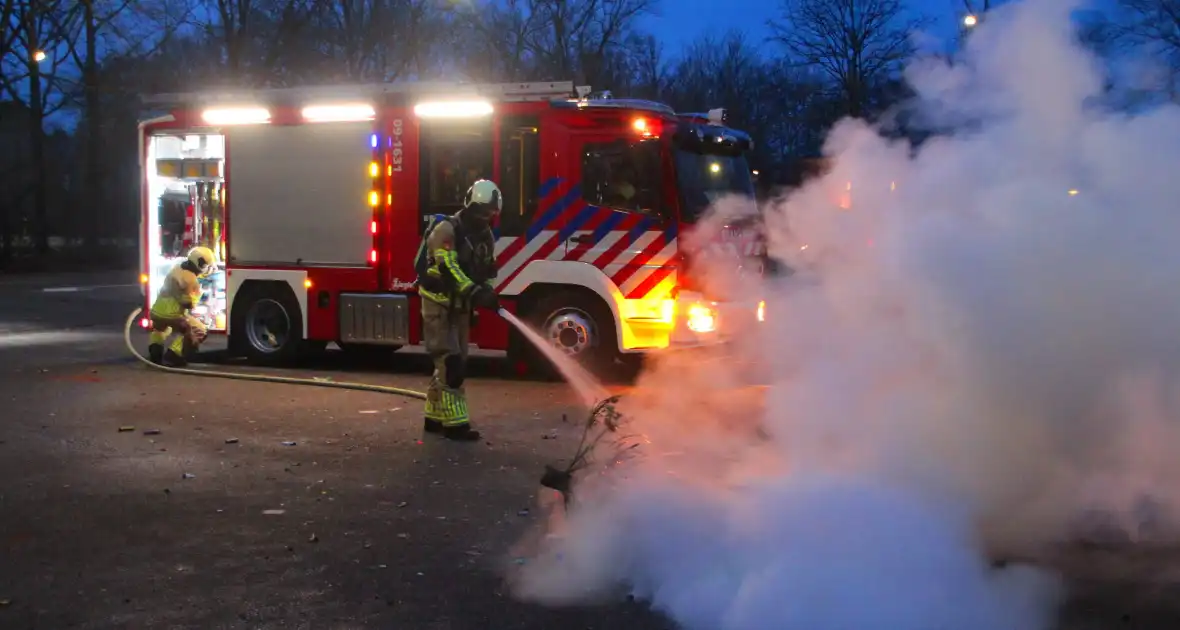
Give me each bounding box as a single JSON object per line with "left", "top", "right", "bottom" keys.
{"left": 231, "top": 284, "right": 306, "bottom": 365}
{"left": 526, "top": 292, "right": 619, "bottom": 379}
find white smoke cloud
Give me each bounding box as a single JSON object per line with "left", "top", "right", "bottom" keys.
{"left": 508, "top": 0, "right": 1180, "bottom": 626}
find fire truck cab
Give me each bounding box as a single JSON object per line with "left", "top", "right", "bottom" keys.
{"left": 137, "top": 80, "right": 762, "bottom": 374}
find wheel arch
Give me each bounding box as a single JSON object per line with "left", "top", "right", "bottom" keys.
{"left": 504, "top": 261, "right": 624, "bottom": 352}
{"left": 226, "top": 269, "right": 308, "bottom": 338}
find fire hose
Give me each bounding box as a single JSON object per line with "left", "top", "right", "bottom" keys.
{"left": 123, "top": 307, "right": 427, "bottom": 400}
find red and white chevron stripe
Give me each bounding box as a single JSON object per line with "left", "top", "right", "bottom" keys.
{"left": 492, "top": 230, "right": 679, "bottom": 301}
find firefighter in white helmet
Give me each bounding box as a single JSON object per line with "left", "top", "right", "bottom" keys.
{"left": 148, "top": 246, "right": 215, "bottom": 367}
{"left": 414, "top": 179, "right": 502, "bottom": 441}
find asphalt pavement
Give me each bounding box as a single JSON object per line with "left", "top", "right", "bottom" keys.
{"left": 1, "top": 271, "right": 1179, "bottom": 629}
{"left": 0, "top": 271, "right": 661, "bottom": 629}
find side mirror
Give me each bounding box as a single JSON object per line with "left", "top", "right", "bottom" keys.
{"left": 672, "top": 126, "right": 699, "bottom": 151}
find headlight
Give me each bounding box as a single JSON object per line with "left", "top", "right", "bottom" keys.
{"left": 686, "top": 303, "right": 718, "bottom": 333}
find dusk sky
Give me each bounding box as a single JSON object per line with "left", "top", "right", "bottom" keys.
{"left": 638, "top": 0, "right": 969, "bottom": 55}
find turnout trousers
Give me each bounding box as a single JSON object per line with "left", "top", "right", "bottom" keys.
{"left": 149, "top": 296, "right": 207, "bottom": 357}
{"left": 421, "top": 297, "right": 471, "bottom": 427}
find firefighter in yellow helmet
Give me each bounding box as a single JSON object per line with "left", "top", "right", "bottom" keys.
{"left": 148, "top": 246, "right": 215, "bottom": 367}
{"left": 414, "top": 179, "right": 502, "bottom": 441}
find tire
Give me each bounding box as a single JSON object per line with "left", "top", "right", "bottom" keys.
{"left": 231, "top": 283, "right": 306, "bottom": 365}
{"left": 526, "top": 291, "right": 619, "bottom": 379}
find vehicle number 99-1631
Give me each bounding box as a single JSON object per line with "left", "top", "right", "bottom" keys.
{"left": 391, "top": 119, "right": 404, "bottom": 173}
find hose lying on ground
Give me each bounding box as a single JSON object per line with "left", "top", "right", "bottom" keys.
{"left": 124, "top": 307, "right": 427, "bottom": 400}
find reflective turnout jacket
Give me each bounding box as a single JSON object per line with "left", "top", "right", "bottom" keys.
{"left": 417, "top": 215, "right": 496, "bottom": 307}
{"left": 151, "top": 262, "right": 203, "bottom": 319}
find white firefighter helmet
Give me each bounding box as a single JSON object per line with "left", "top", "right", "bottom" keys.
{"left": 463, "top": 179, "right": 503, "bottom": 221}
{"left": 187, "top": 246, "right": 216, "bottom": 275}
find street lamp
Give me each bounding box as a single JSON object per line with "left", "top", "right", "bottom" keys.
{"left": 963, "top": 14, "right": 978, "bottom": 27}
{"left": 32, "top": 50, "right": 46, "bottom": 62}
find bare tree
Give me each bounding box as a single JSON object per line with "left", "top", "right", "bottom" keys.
{"left": 50, "top": 0, "right": 194, "bottom": 245}
{"left": 301, "top": 0, "right": 438, "bottom": 82}
{"left": 456, "top": 0, "right": 657, "bottom": 87}
{"left": 1109, "top": 0, "right": 1180, "bottom": 97}
{"left": 453, "top": 0, "right": 545, "bottom": 82}
{"left": 665, "top": 31, "right": 825, "bottom": 167}
{"left": 0, "top": 0, "right": 78, "bottom": 254}
{"left": 193, "top": 0, "right": 312, "bottom": 86}
{"left": 768, "top": 0, "right": 923, "bottom": 118}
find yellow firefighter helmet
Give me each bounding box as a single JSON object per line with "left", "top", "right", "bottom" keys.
{"left": 187, "top": 246, "right": 216, "bottom": 276}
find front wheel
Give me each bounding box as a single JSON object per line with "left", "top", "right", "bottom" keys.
{"left": 526, "top": 292, "right": 619, "bottom": 379}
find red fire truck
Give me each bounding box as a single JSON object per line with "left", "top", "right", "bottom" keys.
{"left": 137, "top": 81, "right": 765, "bottom": 373}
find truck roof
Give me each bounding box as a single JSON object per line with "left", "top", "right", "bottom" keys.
{"left": 138, "top": 80, "right": 748, "bottom": 142}
{"left": 141, "top": 81, "right": 581, "bottom": 108}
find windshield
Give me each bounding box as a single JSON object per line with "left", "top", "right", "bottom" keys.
{"left": 675, "top": 150, "right": 755, "bottom": 223}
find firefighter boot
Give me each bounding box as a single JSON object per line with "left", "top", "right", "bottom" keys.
{"left": 423, "top": 418, "right": 443, "bottom": 434}
{"left": 163, "top": 349, "right": 188, "bottom": 368}
{"left": 443, "top": 423, "right": 481, "bottom": 442}
{"left": 148, "top": 344, "right": 165, "bottom": 365}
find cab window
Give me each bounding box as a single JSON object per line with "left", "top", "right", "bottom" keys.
{"left": 581, "top": 139, "right": 663, "bottom": 217}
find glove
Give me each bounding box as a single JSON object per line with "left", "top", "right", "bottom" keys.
{"left": 471, "top": 285, "right": 499, "bottom": 310}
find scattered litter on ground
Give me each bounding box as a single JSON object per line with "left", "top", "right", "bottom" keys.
{"left": 118, "top": 426, "right": 135, "bottom": 432}
{"left": 517, "top": 509, "right": 530, "bottom": 517}
{"left": 358, "top": 410, "right": 378, "bottom": 414}
{"left": 225, "top": 438, "right": 239, "bottom": 444}
{"left": 182, "top": 473, "right": 195, "bottom": 479}
{"left": 308, "top": 533, "right": 319, "bottom": 543}
{"left": 281, "top": 441, "right": 297, "bottom": 446}
{"left": 396, "top": 501, "right": 408, "bottom": 508}
{"left": 0, "top": 598, "right": 10, "bottom": 606}
{"left": 262, "top": 509, "right": 285, "bottom": 515}
{"left": 143, "top": 429, "right": 161, "bottom": 436}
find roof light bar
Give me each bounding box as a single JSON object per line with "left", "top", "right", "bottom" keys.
{"left": 303, "top": 103, "right": 375, "bottom": 122}
{"left": 201, "top": 107, "right": 270, "bottom": 125}
{"left": 413, "top": 100, "right": 493, "bottom": 118}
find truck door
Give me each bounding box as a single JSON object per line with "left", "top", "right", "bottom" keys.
{"left": 497, "top": 115, "right": 540, "bottom": 239}
{"left": 572, "top": 133, "right": 675, "bottom": 297}
{"left": 416, "top": 116, "right": 494, "bottom": 235}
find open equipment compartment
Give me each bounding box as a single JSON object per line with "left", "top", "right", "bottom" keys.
{"left": 145, "top": 132, "right": 228, "bottom": 331}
